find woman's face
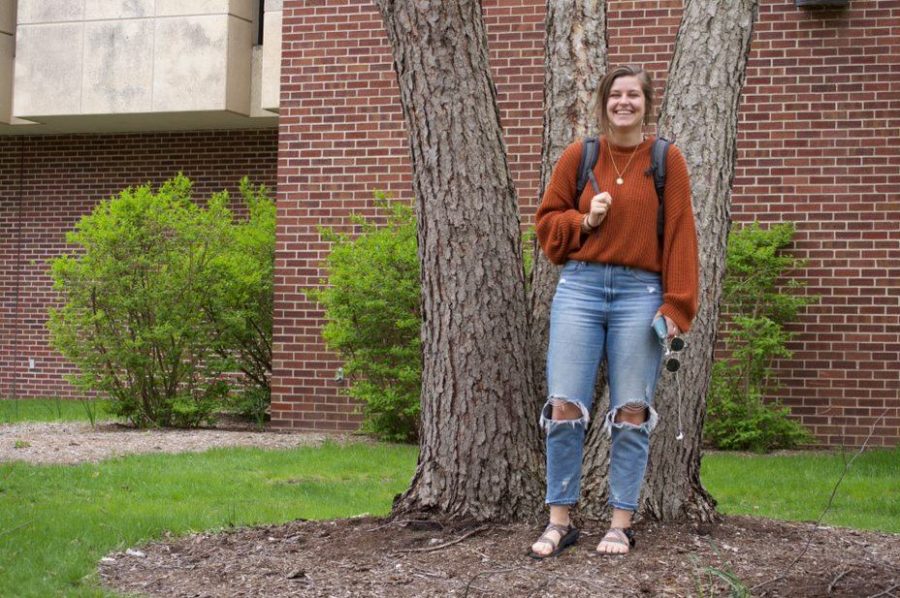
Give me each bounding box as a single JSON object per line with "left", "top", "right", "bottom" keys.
{"left": 606, "top": 76, "right": 646, "bottom": 133}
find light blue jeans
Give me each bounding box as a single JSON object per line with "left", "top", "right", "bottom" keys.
{"left": 541, "top": 261, "right": 663, "bottom": 511}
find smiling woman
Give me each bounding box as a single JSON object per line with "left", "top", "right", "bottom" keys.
{"left": 532, "top": 65, "right": 700, "bottom": 558}
{"left": 600, "top": 68, "right": 651, "bottom": 142}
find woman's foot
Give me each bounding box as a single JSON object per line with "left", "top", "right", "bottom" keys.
{"left": 596, "top": 527, "right": 635, "bottom": 555}
{"left": 529, "top": 522, "right": 580, "bottom": 559}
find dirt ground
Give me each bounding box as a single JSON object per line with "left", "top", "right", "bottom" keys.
{"left": 100, "top": 514, "right": 899, "bottom": 597}
{"left": 5, "top": 421, "right": 895, "bottom": 596}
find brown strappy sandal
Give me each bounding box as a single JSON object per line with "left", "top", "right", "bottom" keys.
{"left": 528, "top": 522, "right": 580, "bottom": 559}
{"left": 596, "top": 527, "right": 635, "bottom": 555}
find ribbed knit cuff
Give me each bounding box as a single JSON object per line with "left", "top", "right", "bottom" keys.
{"left": 658, "top": 304, "right": 691, "bottom": 335}
{"left": 568, "top": 210, "right": 586, "bottom": 250}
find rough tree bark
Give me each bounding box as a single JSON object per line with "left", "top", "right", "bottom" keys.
{"left": 378, "top": 0, "right": 759, "bottom": 524}
{"left": 532, "top": 0, "right": 761, "bottom": 521}
{"left": 376, "top": 0, "right": 543, "bottom": 522}
{"left": 528, "top": 0, "right": 612, "bottom": 519}
{"left": 641, "top": 0, "right": 761, "bottom": 522}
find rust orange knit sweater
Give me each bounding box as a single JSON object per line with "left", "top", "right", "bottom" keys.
{"left": 536, "top": 136, "right": 699, "bottom": 332}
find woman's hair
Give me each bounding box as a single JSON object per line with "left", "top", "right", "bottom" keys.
{"left": 596, "top": 65, "right": 655, "bottom": 133}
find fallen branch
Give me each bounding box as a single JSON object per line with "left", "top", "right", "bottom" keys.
{"left": 828, "top": 569, "right": 850, "bottom": 594}
{"left": 364, "top": 518, "right": 444, "bottom": 533}
{"left": 751, "top": 410, "right": 887, "bottom": 592}
{"left": 396, "top": 525, "right": 489, "bottom": 553}
{"left": 866, "top": 582, "right": 899, "bottom": 598}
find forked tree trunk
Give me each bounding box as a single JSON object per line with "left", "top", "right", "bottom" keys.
{"left": 379, "top": 0, "right": 759, "bottom": 524}
{"left": 528, "top": 0, "right": 612, "bottom": 519}
{"left": 533, "top": 0, "right": 760, "bottom": 521}
{"left": 376, "top": 0, "right": 543, "bottom": 522}
{"left": 642, "top": 0, "right": 760, "bottom": 521}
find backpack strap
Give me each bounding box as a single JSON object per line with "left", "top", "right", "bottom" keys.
{"left": 651, "top": 137, "right": 671, "bottom": 239}
{"left": 575, "top": 137, "right": 601, "bottom": 209}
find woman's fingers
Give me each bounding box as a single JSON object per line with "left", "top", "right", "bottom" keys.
{"left": 665, "top": 316, "right": 680, "bottom": 339}
{"left": 588, "top": 193, "right": 612, "bottom": 227}
{"left": 655, "top": 312, "right": 680, "bottom": 339}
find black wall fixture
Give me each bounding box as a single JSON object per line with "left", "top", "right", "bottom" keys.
{"left": 795, "top": 0, "right": 849, "bottom": 7}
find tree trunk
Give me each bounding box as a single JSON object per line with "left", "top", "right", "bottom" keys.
{"left": 528, "top": 0, "right": 611, "bottom": 519}
{"left": 376, "top": 0, "right": 543, "bottom": 522}
{"left": 642, "top": 0, "right": 760, "bottom": 522}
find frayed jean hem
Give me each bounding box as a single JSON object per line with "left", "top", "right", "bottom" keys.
{"left": 608, "top": 501, "right": 638, "bottom": 512}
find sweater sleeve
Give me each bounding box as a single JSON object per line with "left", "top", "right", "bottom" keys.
{"left": 657, "top": 146, "right": 699, "bottom": 333}
{"left": 535, "top": 142, "right": 586, "bottom": 265}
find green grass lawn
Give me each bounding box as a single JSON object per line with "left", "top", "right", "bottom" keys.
{"left": 1, "top": 399, "right": 896, "bottom": 596}
{"left": 0, "top": 442, "right": 419, "bottom": 598}
{"left": 701, "top": 448, "right": 900, "bottom": 534}
{"left": 0, "top": 399, "right": 114, "bottom": 424}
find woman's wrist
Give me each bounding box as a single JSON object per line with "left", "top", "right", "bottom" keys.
{"left": 581, "top": 214, "right": 596, "bottom": 233}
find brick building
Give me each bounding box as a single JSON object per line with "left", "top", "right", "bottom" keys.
{"left": 1, "top": 0, "right": 897, "bottom": 446}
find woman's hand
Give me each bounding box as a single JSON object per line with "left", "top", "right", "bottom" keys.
{"left": 654, "top": 312, "right": 680, "bottom": 339}
{"left": 586, "top": 192, "right": 613, "bottom": 228}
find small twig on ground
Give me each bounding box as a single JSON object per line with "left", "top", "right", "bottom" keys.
{"left": 751, "top": 410, "right": 888, "bottom": 593}
{"left": 396, "top": 525, "right": 489, "bottom": 553}
{"left": 463, "top": 562, "right": 608, "bottom": 598}
{"left": 866, "top": 582, "right": 899, "bottom": 598}
{"left": 363, "top": 521, "right": 396, "bottom": 532}
{"left": 463, "top": 567, "right": 527, "bottom": 598}
{"left": 364, "top": 518, "right": 443, "bottom": 533}
{"left": 410, "top": 567, "right": 446, "bottom": 579}
{"left": 0, "top": 520, "right": 32, "bottom": 539}
{"left": 828, "top": 569, "right": 850, "bottom": 593}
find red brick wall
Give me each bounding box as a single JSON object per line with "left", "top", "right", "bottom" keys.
{"left": 734, "top": 1, "right": 900, "bottom": 446}
{"left": 273, "top": 0, "right": 898, "bottom": 446}
{"left": 0, "top": 129, "right": 278, "bottom": 400}
{"left": 607, "top": 2, "right": 900, "bottom": 447}
{"left": 271, "top": 1, "right": 547, "bottom": 431}
{"left": 4, "top": 2, "right": 893, "bottom": 447}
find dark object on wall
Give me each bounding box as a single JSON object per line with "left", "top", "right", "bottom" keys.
{"left": 795, "top": 0, "right": 849, "bottom": 7}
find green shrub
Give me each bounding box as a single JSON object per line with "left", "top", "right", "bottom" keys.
{"left": 203, "top": 178, "right": 276, "bottom": 422}
{"left": 705, "top": 222, "right": 816, "bottom": 452}
{"left": 48, "top": 175, "right": 274, "bottom": 428}
{"left": 308, "top": 194, "right": 421, "bottom": 442}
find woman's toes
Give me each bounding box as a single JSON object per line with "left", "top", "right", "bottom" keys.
{"left": 596, "top": 541, "right": 620, "bottom": 554}
{"left": 596, "top": 530, "right": 630, "bottom": 554}
{"left": 531, "top": 528, "right": 562, "bottom": 556}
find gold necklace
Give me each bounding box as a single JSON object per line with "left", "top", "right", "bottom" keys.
{"left": 607, "top": 141, "right": 639, "bottom": 185}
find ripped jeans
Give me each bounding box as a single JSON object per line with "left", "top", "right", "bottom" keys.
{"left": 541, "top": 261, "right": 663, "bottom": 511}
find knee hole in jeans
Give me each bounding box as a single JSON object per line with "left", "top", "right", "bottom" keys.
{"left": 540, "top": 397, "right": 590, "bottom": 432}
{"left": 603, "top": 400, "right": 659, "bottom": 436}
{"left": 615, "top": 402, "right": 648, "bottom": 424}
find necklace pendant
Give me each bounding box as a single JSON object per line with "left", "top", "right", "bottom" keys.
{"left": 616, "top": 177, "right": 624, "bottom": 185}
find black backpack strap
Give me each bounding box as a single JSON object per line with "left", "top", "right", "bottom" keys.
{"left": 575, "top": 137, "right": 601, "bottom": 209}
{"left": 651, "top": 137, "right": 671, "bottom": 239}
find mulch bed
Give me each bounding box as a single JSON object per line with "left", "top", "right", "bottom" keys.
{"left": 99, "top": 514, "right": 899, "bottom": 597}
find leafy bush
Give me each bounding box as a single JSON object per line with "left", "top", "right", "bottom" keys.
{"left": 308, "top": 194, "right": 421, "bottom": 442}
{"left": 705, "top": 222, "right": 816, "bottom": 451}
{"left": 203, "top": 178, "right": 276, "bottom": 423}
{"left": 48, "top": 175, "right": 274, "bottom": 427}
